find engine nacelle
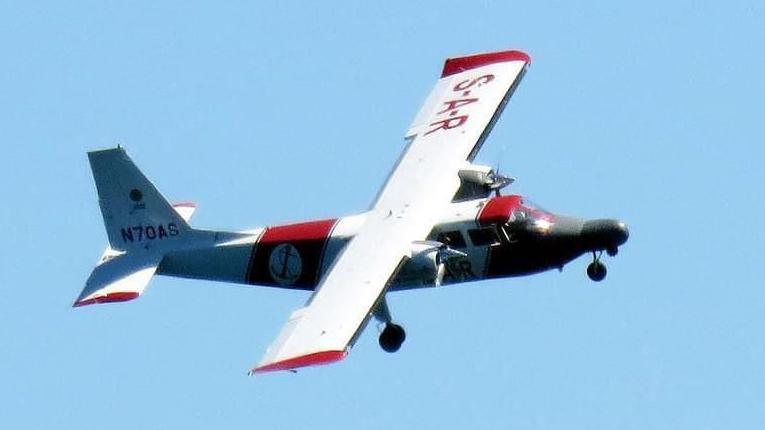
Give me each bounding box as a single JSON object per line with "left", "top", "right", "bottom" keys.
{"left": 453, "top": 164, "right": 514, "bottom": 202}
{"left": 395, "top": 241, "right": 467, "bottom": 287}
{"left": 402, "top": 242, "right": 440, "bottom": 284}
{"left": 458, "top": 164, "right": 494, "bottom": 186}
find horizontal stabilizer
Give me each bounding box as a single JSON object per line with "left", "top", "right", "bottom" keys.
{"left": 74, "top": 252, "right": 162, "bottom": 307}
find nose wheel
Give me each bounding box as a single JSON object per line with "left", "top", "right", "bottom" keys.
{"left": 379, "top": 323, "right": 406, "bottom": 353}
{"left": 586, "top": 251, "right": 607, "bottom": 282}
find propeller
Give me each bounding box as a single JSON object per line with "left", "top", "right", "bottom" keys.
{"left": 490, "top": 146, "right": 513, "bottom": 196}
{"left": 413, "top": 240, "right": 467, "bottom": 287}
{"left": 487, "top": 166, "right": 514, "bottom": 197}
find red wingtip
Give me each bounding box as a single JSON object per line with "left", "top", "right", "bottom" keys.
{"left": 73, "top": 292, "right": 139, "bottom": 307}
{"left": 441, "top": 50, "right": 531, "bottom": 78}
{"left": 250, "top": 350, "right": 347, "bottom": 374}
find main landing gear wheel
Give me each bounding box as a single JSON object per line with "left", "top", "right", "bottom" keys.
{"left": 587, "top": 252, "right": 607, "bottom": 282}
{"left": 379, "top": 323, "right": 406, "bottom": 353}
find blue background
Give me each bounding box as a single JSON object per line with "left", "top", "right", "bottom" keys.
{"left": 2, "top": 1, "right": 763, "bottom": 428}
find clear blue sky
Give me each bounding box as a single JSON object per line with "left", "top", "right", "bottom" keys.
{"left": 2, "top": 1, "right": 763, "bottom": 429}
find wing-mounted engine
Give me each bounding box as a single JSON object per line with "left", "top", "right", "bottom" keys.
{"left": 452, "top": 164, "right": 514, "bottom": 202}
{"left": 396, "top": 241, "right": 467, "bottom": 287}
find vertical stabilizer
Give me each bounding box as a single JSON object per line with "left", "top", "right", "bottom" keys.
{"left": 88, "top": 147, "right": 191, "bottom": 252}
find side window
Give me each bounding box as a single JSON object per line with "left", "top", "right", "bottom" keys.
{"left": 436, "top": 230, "right": 467, "bottom": 248}
{"left": 468, "top": 227, "right": 501, "bottom": 247}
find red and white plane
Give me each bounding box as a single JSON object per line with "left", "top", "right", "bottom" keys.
{"left": 76, "top": 50, "right": 629, "bottom": 374}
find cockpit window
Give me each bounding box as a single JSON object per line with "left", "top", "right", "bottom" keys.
{"left": 437, "top": 230, "right": 467, "bottom": 248}
{"left": 510, "top": 208, "right": 529, "bottom": 223}
{"left": 507, "top": 200, "right": 556, "bottom": 236}
{"left": 468, "top": 227, "right": 501, "bottom": 247}
{"left": 512, "top": 199, "right": 555, "bottom": 224}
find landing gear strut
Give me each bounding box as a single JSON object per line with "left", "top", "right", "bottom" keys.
{"left": 587, "top": 251, "right": 607, "bottom": 282}
{"left": 374, "top": 298, "right": 406, "bottom": 353}
{"left": 379, "top": 323, "right": 406, "bottom": 353}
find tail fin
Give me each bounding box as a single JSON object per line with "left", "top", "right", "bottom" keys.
{"left": 75, "top": 147, "right": 203, "bottom": 307}
{"left": 88, "top": 147, "right": 192, "bottom": 252}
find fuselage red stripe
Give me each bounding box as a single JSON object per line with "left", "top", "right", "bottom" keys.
{"left": 245, "top": 219, "right": 338, "bottom": 288}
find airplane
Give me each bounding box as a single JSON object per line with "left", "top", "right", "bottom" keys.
{"left": 75, "top": 49, "right": 629, "bottom": 374}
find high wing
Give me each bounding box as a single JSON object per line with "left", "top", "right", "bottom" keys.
{"left": 252, "top": 50, "right": 530, "bottom": 374}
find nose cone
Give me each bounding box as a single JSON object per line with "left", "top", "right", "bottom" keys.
{"left": 581, "top": 219, "right": 629, "bottom": 251}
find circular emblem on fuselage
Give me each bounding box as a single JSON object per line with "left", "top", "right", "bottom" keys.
{"left": 268, "top": 243, "right": 303, "bottom": 285}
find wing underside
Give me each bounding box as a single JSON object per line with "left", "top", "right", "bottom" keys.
{"left": 252, "top": 50, "right": 530, "bottom": 374}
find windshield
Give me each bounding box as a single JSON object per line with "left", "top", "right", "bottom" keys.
{"left": 506, "top": 198, "right": 556, "bottom": 236}
{"left": 512, "top": 198, "right": 554, "bottom": 222}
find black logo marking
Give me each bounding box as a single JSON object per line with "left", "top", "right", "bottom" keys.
{"left": 129, "top": 189, "right": 143, "bottom": 202}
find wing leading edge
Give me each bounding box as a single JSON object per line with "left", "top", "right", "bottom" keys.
{"left": 252, "top": 49, "right": 530, "bottom": 374}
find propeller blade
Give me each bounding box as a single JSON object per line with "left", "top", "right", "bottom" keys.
{"left": 434, "top": 262, "right": 446, "bottom": 287}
